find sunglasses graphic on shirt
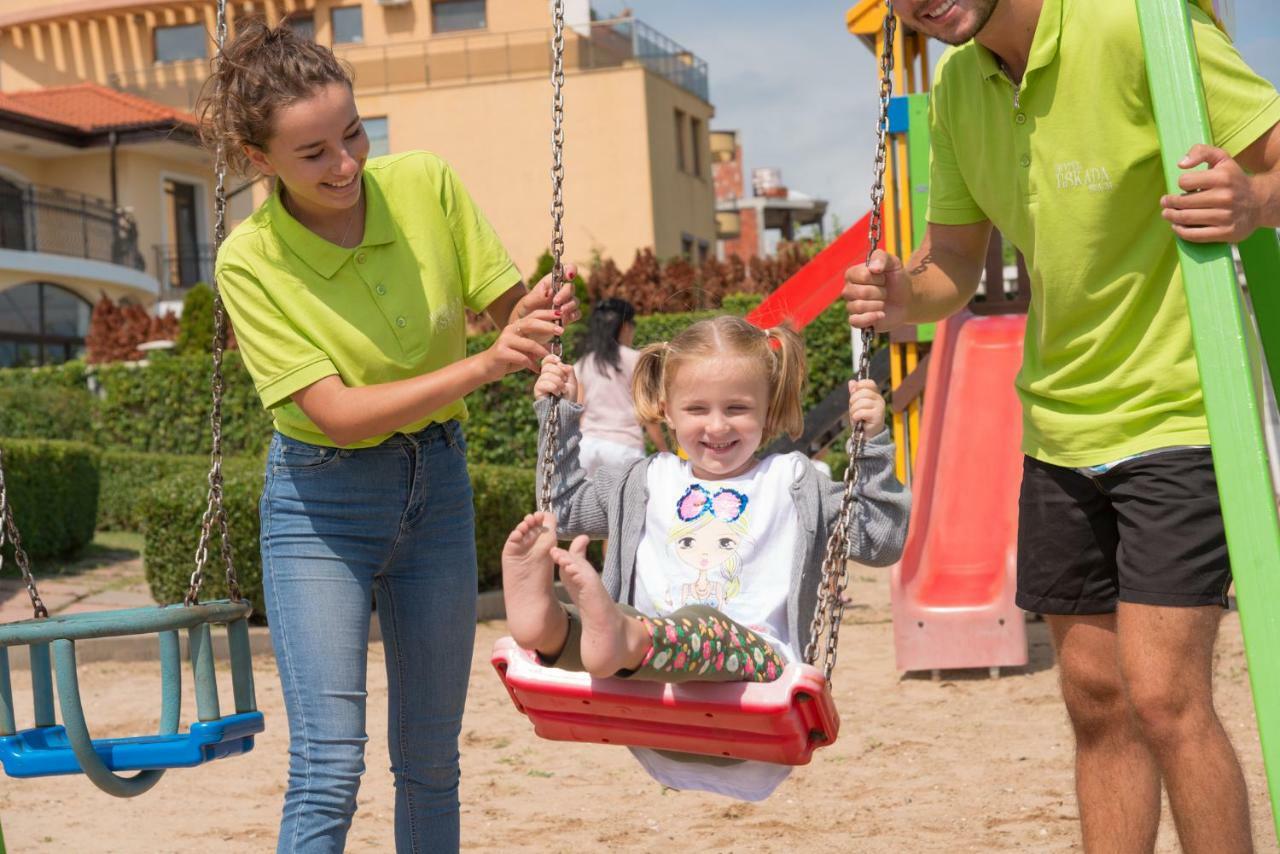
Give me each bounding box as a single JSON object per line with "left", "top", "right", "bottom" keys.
{"left": 676, "top": 484, "right": 749, "bottom": 523}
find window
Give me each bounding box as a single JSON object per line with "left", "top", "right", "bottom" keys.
{"left": 331, "top": 6, "right": 364, "bottom": 44}
{"left": 681, "top": 234, "right": 694, "bottom": 259}
{"left": 433, "top": 0, "right": 486, "bottom": 33}
{"left": 698, "top": 240, "right": 710, "bottom": 264}
{"left": 690, "top": 117, "right": 703, "bottom": 178}
{"left": 0, "top": 283, "right": 91, "bottom": 368}
{"left": 674, "top": 109, "right": 687, "bottom": 173}
{"left": 364, "top": 117, "right": 390, "bottom": 158}
{"left": 154, "top": 23, "right": 206, "bottom": 63}
{"left": 287, "top": 13, "right": 316, "bottom": 41}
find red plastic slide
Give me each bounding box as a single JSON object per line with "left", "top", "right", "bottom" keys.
{"left": 745, "top": 210, "right": 875, "bottom": 330}
{"left": 892, "top": 310, "right": 1029, "bottom": 673}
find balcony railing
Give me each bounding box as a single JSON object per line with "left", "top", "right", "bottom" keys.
{"left": 0, "top": 183, "right": 145, "bottom": 271}
{"left": 106, "top": 17, "right": 710, "bottom": 110}
{"left": 153, "top": 243, "right": 215, "bottom": 300}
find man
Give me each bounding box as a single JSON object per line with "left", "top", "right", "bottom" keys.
{"left": 843, "top": 0, "right": 1280, "bottom": 851}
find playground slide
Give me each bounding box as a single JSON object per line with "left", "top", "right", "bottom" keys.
{"left": 745, "top": 210, "right": 874, "bottom": 330}
{"left": 892, "top": 310, "right": 1029, "bottom": 673}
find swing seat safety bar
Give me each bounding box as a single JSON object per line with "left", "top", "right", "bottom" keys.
{"left": 492, "top": 637, "right": 839, "bottom": 766}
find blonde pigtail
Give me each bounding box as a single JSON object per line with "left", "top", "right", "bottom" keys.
{"left": 631, "top": 343, "right": 669, "bottom": 426}
{"left": 765, "top": 325, "right": 807, "bottom": 441}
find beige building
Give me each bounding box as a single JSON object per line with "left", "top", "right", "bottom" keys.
{"left": 0, "top": 0, "right": 717, "bottom": 305}
{"left": 0, "top": 83, "right": 210, "bottom": 365}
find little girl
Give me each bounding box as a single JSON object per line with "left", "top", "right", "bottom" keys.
{"left": 502, "top": 315, "right": 910, "bottom": 801}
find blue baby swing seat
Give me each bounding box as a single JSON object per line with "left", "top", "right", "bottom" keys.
{"left": 0, "top": 598, "right": 264, "bottom": 797}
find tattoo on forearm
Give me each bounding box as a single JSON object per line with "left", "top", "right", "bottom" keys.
{"left": 910, "top": 252, "right": 934, "bottom": 277}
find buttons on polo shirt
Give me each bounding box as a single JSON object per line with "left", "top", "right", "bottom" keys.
{"left": 1020, "top": 154, "right": 1031, "bottom": 167}
{"left": 396, "top": 316, "right": 407, "bottom": 328}
{"left": 356, "top": 251, "right": 368, "bottom": 264}
{"left": 375, "top": 284, "right": 387, "bottom": 296}
{"left": 1015, "top": 112, "right": 1027, "bottom": 125}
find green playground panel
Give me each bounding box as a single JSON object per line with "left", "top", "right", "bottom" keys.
{"left": 1137, "top": 0, "right": 1280, "bottom": 837}
{"left": 905, "top": 93, "right": 935, "bottom": 344}
{"left": 1240, "top": 228, "right": 1280, "bottom": 395}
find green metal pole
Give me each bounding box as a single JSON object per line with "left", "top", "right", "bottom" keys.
{"left": 1137, "top": 0, "right": 1280, "bottom": 839}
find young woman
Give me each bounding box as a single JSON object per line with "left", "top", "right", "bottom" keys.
{"left": 574, "top": 297, "right": 667, "bottom": 473}
{"left": 197, "top": 22, "right": 578, "bottom": 854}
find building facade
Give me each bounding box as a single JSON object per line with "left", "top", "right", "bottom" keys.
{"left": 0, "top": 83, "right": 208, "bottom": 366}
{"left": 0, "top": 0, "right": 717, "bottom": 283}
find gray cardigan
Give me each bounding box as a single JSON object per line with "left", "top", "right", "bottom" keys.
{"left": 534, "top": 397, "right": 911, "bottom": 656}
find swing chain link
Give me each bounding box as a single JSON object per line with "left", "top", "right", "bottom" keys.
{"left": 539, "top": 0, "right": 568, "bottom": 515}
{"left": 804, "top": 3, "right": 896, "bottom": 682}
{"left": 0, "top": 449, "right": 48, "bottom": 620}
{"left": 187, "top": 0, "right": 242, "bottom": 607}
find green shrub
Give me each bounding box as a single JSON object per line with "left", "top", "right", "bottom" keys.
{"left": 0, "top": 361, "right": 87, "bottom": 391}
{"left": 141, "top": 465, "right": 264, "bottom": 615}
{"left": 0, "top": 385, "right": 94, "bottom": 441}
{"left": 176, "top": 283, "right": 215, "bottom": 355}
{"left": 0, "top": 439, "right": 99, "bottom": 563}
{"left": 141, "top": 460, "right": 536, "bottom": 621}
{"left": 93, "top": 351, "right": 272, "bottom": 456}
{"left": 99, "top": 450, "right": 259, "bottom": 533}
{"left": 470, "top": 464, "right": 536, "bottom": 591}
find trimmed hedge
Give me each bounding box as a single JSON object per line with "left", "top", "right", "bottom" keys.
{"left": 0, "top": 385, "right": 94, "bottom": 441}
{"left": 470, "top": 464, "right": 536, "bottom": 592}
{"left": 142, "top": 465, "right": 265, "bottom": 615}
{"left": 0, "top": 439, "right": 99, "bottom": 562}
{"left": 140, "top": 460, "right": 536, "bottom": 621}
{"left": 92, "top": 352, "right": 273, "bottom": 456}
{"left": 99, "top": 450, "right": 260, "bottom": 532}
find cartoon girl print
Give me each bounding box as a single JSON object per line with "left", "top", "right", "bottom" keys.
{"left": 667, "top": 485, "right": 752, "bottom": 610}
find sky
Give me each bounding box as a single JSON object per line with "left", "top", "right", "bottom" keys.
{"left": 600, "top": 0, "right": 1280, "bottom": 236}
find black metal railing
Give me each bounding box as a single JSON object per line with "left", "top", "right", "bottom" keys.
{"left": 153, "top": 243, "right": 215, "bottom": 299}
{"left": 0, "top": 183, "right": 145, "bottom": 271}
{"left": 107, "top": 16, "right": 710, "bottom": 109}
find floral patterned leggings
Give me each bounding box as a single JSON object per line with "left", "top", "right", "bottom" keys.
{"left": 542, "top": 603, "right": 787, "bottom": 684}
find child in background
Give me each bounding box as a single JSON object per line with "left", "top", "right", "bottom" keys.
{"left": 575, "top": 298, "right": 668, "bottom": 474}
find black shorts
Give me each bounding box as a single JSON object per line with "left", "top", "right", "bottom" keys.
{"left": 1016, "top": 448, "right": 1231, "bottom": 615}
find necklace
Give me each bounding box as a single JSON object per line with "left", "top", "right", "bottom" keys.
{"left": 336, "top": 182, "right": 363, "bottom": 248}
{"left": 280, "top": 181, "right": 363, "bottom": 248}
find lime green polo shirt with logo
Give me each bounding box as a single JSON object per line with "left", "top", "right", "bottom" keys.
{"left": 927, "top": 0, "right": 1280, "bottom": 467}
{"left": 216, "top": 151, "right": 522, "bottom": 447}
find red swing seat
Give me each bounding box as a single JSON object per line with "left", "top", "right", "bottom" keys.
{"left": 491, "top": 637, "right": 839, "bottom": 765}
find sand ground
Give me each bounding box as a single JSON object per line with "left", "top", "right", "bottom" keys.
{"left": 0, "top": 573, "right": 1274, "bottom": 853}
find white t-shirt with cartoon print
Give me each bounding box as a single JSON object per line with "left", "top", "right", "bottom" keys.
{"left": 629, "top": 452, "right": 801, "bottom": 801}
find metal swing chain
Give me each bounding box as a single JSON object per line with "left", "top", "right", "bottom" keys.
{"left": 0, "top": 449, "right": 48, "bottom": 619}
{"left": 538, "top": 0, "right": 568, "bottom": 515}
{"left": 803, "top": 4, "right": 897, "bottom": 682}
{"left": 186, "top": 0, "right": 242, "bottom": 606}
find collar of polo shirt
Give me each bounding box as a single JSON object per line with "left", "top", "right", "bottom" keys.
{"left": 268, "top": 173, "right": 397, "bottom": 280}
{"left": 974, "top": 0, "right": 1063, "bottom": 83}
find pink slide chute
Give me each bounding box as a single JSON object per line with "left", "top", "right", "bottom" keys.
{"left": 892, "top": 311, "right": 1029, "bottom": 672}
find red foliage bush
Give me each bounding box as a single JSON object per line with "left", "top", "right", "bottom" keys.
{"left": 85, "top": 296, "right": 180, "bottom": 364}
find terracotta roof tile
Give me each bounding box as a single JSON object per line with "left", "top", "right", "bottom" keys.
{"left": 0, "top": 82, "right": 197, "bottom": 133}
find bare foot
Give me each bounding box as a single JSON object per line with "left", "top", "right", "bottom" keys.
{"left": 552, "top": 535, "right": 651, "bottom": 678}
{"left": 502, "top": 512, "right": 568, "bottom": 657}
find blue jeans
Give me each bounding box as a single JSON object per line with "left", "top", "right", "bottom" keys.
{"left": 260, "top": 421, "right": 477, "bottom": 854}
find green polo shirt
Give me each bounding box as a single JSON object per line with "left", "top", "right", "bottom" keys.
{"left": 928, "top": 0, "right": 1280, "bottom": 467}
{"left": 217, "top": 151, "right": 522, "bottom": 447}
